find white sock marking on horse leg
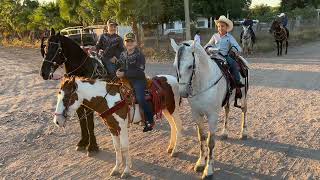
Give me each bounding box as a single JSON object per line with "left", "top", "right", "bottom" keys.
{"left": 222, "top": 104, "right": 230, "bottom": 137}
{"left": 241, "top": 98, "right": 248, "bottom": 138}
{"left": 117, "top": 117, "right": 131, "bottom": 176}
{"left": 110, "top": 135, "right": 121, "bottom": 176}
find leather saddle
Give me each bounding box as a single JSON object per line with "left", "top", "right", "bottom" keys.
{"left": 210, "top": 53, "right": 249, "bottom": 108}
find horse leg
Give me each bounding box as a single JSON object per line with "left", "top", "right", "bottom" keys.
{"left": 202, "top": 113, "right": 218, "bottom": 180}
{"left": 86, "top": 108, "right": 99, "bottom": 156}
{"left": 285, "top": 40, "right": 288, "bottom": 54}
{"left": 76, "top": 106, "right": 89, "bottom": 151}
{"left": 194, "top": 113, "right": 207, "bottom": 172}
{"left": 240, "top": 96, "right": 248, "bottom": 140}
{"left": 221, "top": 103, "right": 230, "bottom": 140}
{"left": 280, "top": 41, "right": 283, "bottom": 56}
{"left": 118, "top": 120, "right": 131, "bottom": 178}
{"left": 110, "top": 135, "right": 121, "bottom": 176}
{"left": 162, "top": 109, "right": 182, "bottom": 157}
{"left": 277, "top": 41, "right": 280, "bottom": 56}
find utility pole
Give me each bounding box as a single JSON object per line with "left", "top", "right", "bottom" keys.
{"left": 184, "top": 0, "right": 191, "bottom": 40}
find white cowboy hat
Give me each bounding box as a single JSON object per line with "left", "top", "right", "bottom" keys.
{"left": 278, "top": 13, "right": 285, "bottom": 17}
{"left": 214, "top": 15, "right": 233, "bottom": 32}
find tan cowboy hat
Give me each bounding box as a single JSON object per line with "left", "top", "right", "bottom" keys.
{"left": 214, "top": 15, "right": 233, "bottom": 32}
{"left": 278, "top": 13, "right": 286, "bottom": 17}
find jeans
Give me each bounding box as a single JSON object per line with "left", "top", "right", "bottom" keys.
{"left": 225, "top": 55, "right": 240, "bottom": 82}
{"left": 102, "top": 57, "right": 116, "bottom": 77}
{"left": 131, "top": 79, "right": 154, "bottom": 125}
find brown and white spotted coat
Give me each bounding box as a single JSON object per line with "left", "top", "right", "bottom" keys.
{"left": 53, "top": 75, "right": 183, "bottom": 178}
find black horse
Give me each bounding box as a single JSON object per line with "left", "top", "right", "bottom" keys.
{"left": 269, "top": 20, "right": 289, "bottom": 56}
{"left": 40, "top": 28, "right": 108, "bottom": 156}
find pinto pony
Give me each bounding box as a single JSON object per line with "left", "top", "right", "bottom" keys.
{"left": 53, "top": 75, "right": 182, "bottom": 178}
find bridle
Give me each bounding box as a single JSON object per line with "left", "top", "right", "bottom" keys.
{"left": 176, "top": 43, "right": 223, "bottom": 98}
{"left": 43, "top": 39, "right": 90, "bottom": 79}
{"left": 43, "top": 41, "right": 67, "bottom": 67}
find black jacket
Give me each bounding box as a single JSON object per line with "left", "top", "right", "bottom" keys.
{"left": 96, "top": 33, "right": 124, "bottom": 60}
{"left": 117, "top": 48, "right": 146, "bottom": 80}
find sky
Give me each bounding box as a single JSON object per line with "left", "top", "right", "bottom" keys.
{"left": 251, "top": 0, "right": 281, "bottom": 7}
{"left": 39, "top": 0, "right": 281, "bottom": 7}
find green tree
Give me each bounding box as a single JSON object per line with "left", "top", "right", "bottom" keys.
{"left": 28, "top": 2, "right": 66, "bottom": 32}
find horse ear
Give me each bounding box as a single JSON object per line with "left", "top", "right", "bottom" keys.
{"left": 50, "top": 28, "right": 55, "bottom": 36}
{"left": 191, "top": 40, "right": 196, "bottom": 52}
{"left": 170, "top": 38, "right": 179, "bottom": 52}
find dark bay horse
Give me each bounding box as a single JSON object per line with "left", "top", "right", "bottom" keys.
{"left": 269, "top": 20, "right": 289, "bottom": 56}
{"left": 40, "top": 28, "right": 107, "bottom": 156}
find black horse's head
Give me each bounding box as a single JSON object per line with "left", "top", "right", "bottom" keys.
{"left": 269, "top": 20, "right": 281, "bottom": 34}
{"left": 40, "top": 28, "right": 67, "bottom": 80}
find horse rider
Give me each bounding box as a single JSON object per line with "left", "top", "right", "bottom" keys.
{"left": 205, "top": 15, "right": 244, "bottom": 88}
{"left": 240, "top": 15, "right": 256, "bottom": 44}
{"left": 278, "top": 13, "right": 288, "bottom": 28}
{"left": 116, "top": 32, "right": 154, "bottom": 132}
{"left": 96, "top": 19, "right": 124, "bottom": 77}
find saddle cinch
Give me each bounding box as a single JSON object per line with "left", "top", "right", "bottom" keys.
{"left": 210, "top": 52, "right": 249, "bottom": 108}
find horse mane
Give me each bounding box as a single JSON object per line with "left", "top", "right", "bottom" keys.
{"left": 58, "top": 35, "right": 87, "bottom": 56}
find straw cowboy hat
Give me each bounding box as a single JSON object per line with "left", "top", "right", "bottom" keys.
{"left": 278, "top": 13, "right": 286, "bottom": 17}
{"left": 214, "top": 15, "right": 233, "bottom": 32}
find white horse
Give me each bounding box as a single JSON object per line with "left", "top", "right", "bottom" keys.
{"left": 171, "top": 39, "right": 249, "bottom": 179}
{"left": 242, "top": 25, "right": 253, "bottom": 56}
{"left": 53, "top": 75, "right": 182, "bottom": 178}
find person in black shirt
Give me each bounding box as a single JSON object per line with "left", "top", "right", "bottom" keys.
{"left": 116, "top": 32, "right": 154, "bottom": 132}
{"left": 96, "top": 19, "right": 124, "bottom": 77}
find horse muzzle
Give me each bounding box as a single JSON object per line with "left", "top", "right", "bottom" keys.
{"left": 178, "top": 83, "right": 192, "bottom": 98}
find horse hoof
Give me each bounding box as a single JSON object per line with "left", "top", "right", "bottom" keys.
{"left": 110, "top": 170, "right": 120, "bottom": 176}
{"left": 87, "top": 150, "right": 98, "bottom": 157}
{"left": 170, "top": 151, "right": 179, "bottom": 157}
{"left": 194, "top": 165, "right": 205, "bottom": 172}
{"left": 202, "top": 174, "right": 213, "bottom": 180}
{"left": 167, "top": 148, "right": 173, "bottom": 154}
{"left": 221, "top": 134, "right": 228, "bottom": 140}
{"left": 241, "top": 134, "right": 248, "bottom": 140}
{"left": 76, "top": 146, "right": 86, "bottom": 151}
{"left": 121, "top": 172, "right": 131, "bottom": 179}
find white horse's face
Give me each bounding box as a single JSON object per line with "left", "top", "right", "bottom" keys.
{"left": 53, "top": 77, "right": 81, "bottom": 127}
{"left": 242, "top": 25, "right": 250, "bottom": 39}
{"left": 171, "top": 39, "right": 196, "bottom": 97}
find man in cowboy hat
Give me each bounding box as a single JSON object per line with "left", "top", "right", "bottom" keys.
{"left": 278, "top": 13, "right": 288, "bottom": 28}
{"left": 205, "top": 15, "right": 244, "bottom": 87}
{"left": 96, "top": 19, "right": 124, "bottom": 77}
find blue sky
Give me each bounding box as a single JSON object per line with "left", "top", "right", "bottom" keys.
{"left": 39, "top": 0, "right": 281, "bottom": 7}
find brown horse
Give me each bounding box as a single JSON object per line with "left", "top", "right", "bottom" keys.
{"left": 269, "top": 20, "right": 289, "bottom": 56}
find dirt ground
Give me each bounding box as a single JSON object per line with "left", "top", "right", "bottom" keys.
{"left": 0, "top": 42, "right": 319, "bottom": 180}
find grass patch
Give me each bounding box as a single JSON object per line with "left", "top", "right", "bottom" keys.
{"left": 0, "top": 38, "right": 41, "bottom": 49}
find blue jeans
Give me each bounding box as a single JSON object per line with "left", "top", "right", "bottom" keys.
{"left": 225, "top": 55, "right": 240, "bottom": 82}
{"left": 102, "top": 57, "right": 116, "bottom": 77}
{"left": 131, "top": 79, "right": 154, "bottom": 125}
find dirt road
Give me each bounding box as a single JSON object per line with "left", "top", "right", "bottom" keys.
{"left": 0, "top": 42, "right": 319, "bottom": 179}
